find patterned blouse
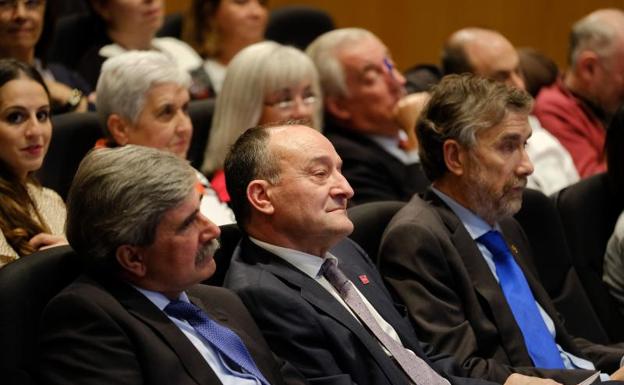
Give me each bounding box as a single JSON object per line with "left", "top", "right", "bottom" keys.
{"left": 0, "top": 184, "right": 66, "bottom": 267}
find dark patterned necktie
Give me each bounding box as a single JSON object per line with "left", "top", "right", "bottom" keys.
{"left": 165, "top": 300, "right": 270, "bottom": 385}
{"left": 321, "top": 258, "right": 449, "bottom": 385}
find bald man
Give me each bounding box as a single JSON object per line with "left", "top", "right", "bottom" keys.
{"left": 442, "top": 27, "right": 579, "bottom": 195}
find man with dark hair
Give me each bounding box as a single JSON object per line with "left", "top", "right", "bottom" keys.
{"left": 223, "top": 123, "right": 563, "bottom": 385}
{"left": 441, "top": 27, "right": 578, "bottom": 195}
{"left": 380, "top": 74, "right": 624, "bottom": 385}
{"left": 38, "top": 145, "right": 305, "bottom": 385}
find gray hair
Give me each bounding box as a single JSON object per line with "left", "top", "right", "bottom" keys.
{"left": 306, "top": 28, "right": 377, "bottom": 98}
{"left": 96, "top": 51, "right": 191, "bottom": 138}
{"left": 66, "top": 145, "right": 197, "bottom": 271}
{"left": 417, "top": 74, "right": 533, "bottom": 181}
{"left": 201, "top": 41, "right": 322, "bottom": 175}
{"left": 569, "top": 9, "right": 624, "bottom": 66}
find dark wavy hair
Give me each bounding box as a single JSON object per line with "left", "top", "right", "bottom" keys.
{"left": 0, "top": 59, "right": 51, "bottom": 257}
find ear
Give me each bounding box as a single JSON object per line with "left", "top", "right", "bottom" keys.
{"left": 107, "top": 114, "right": 131, "bottom": 146}
{"left": 116, "top": 245, "right": 147, "bottom": 278}
{"left": 90, "top": 0, "right": 111, "bottom": 21}
{"left": 247, "top": 180, "right": 275, "bottom": 216}
{"left": 575, "top": 50, "right": 600, "bottom": 81}
{"left": 442, "top": 139, "right": 468, "bottom": 176}
{"left": 325, "top": 95, "right": 351, "bottom": 121}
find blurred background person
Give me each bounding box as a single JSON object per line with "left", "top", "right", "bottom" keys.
{"left": 77, "top": 0, "right": 202, "bottom": 89}
{"left": 200, "top": 41, "right": 322, "bottom": 202}
{"left": 95, "top": 51, "right": 235, "bottom": 225}
{"left": 0, "top": 59, "right": 67, "bottom": 267}
{"left": 182, "top": 0, "right": 268, "bottom": 98}
{"left": 0, "top": 0, "right": 90, "bottom": 113}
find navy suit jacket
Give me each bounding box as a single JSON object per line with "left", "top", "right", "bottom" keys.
{"left": 225, "top": 236, "right": 496, "bottom": 385}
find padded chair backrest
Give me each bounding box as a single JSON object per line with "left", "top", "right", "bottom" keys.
{"left": 265, "top": 5, "right": 335, "bottom": 50}
{"left": 203, "top": 223, "right": 242, "bottom": 286}
{"left": 38, "top": 112, "right": 103, "bottom": 200}
{"left": 348, "top": 201, "right": 406, "bottom": 263}
{"left": 187, "top": 98, "right": 215, "bottom": 170}
{"left": 48, "top": 13, "right": 108, "bottom": 69}
{"left": 553, "top": 173, "right": 624, "bottom": 342}
{"left": 514, "top": 188, "right": 608, "bottom": 343}
{"left": 0, "top": 246, "right": 81, "bottom": 383}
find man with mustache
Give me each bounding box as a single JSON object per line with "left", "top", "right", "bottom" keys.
{"left": 379, "top": 74, "right": 624, "bottom": 385}
{"left": 38, "top": 145, "right": 306, "bottom": 385}
{"left": 222, "top": 124, "right": 559, "bottom": 385}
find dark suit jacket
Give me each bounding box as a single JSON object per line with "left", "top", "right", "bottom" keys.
{"left": 38, "top": 273, "right": 305, "bottom": 385}
{"left": 379, "top": 190, "right": 624, "bottom": 385}
{"left": 225, "top": 236, "right": 496, "bottom": 385}
{"left": 324, "top": 121, "right": 429, "bottom": 206}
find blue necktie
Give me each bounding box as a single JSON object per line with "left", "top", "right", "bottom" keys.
{"left": 477, "top": 230, "right": 565, "bottom": 369}
{"left": 165, "top": 300, "right": 270, "bottom": 385}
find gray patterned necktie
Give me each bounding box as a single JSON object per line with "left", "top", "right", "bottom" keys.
{"left": 321, "top": 258, "right": 449, "bottom": 385}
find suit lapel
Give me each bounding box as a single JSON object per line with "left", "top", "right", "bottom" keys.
{"left": 241, "top": 238, "right": 407, "bottom": 385}
{"left": 424, "top": 190, "right": 535, "bottom": 365}
{"left": 100, "top": 277, "right": 222, "bottom": 385}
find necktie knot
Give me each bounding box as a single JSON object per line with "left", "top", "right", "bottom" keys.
{"left": 477, "top": 230, "right": 510, "bottom": 259}
{"left": 321, "top": 258, "right": 350, "bottom": 295}
{"left": 164, "top": 300, "right": 205, "bottom": 324}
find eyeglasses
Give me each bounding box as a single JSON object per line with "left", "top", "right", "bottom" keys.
{"left": 264, "top": 94, "right": 317, "bottom": 112}
{"left": 0, "top": 0, "right": 44, "bottom": 10}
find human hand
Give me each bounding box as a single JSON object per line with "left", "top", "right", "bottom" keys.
{"left": 393, "top": 92, "right": 430, "bottom": 150}
{"left": 503, "top": 373, "right": 563, "bottom": 385}
{"left": 29, "top": 233, "right": 69, "bottom": 251}
{"left": 611, "top": 366, "right": 624, "bottom": 381}
{"left": 44, "top": 79, "right": 88, "bottom": 112}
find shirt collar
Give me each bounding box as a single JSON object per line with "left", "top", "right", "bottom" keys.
{"left": 132, "top": 285, "right": 191, "bottom": 311}
{"left": 249, "top": 236, "right": 338, "bottom": 279}
{"left": 366, "top": 133, "right": 421, "bottom": 165}
{"left": 430, "top": 186, "right": 498, "bottom": 240}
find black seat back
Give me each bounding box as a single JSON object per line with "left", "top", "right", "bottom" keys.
{"left": 265, "top": 5, "right": 335, "bottom": 50}
{"left": 187, "top": 98, "right": 215, "bottom": 170}
{"left": 203, "top": 224, "right": 242, "bottom": 286}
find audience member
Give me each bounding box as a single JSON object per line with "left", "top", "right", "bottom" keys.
{"left": 0, "top": 59, "right": 66, "bottom": 268}
{"left": 442, "top": 27, "right": 578, "bottom": 195}
{"left": 95, "top": 51, "right": 234, "bottom": 225}
{"left": 307, "top": 28, "right": 429, "bottom": 205}
{"left": 0, "top": 0, "right": 90, "bottom": 113}
{"left": 602, "top": 107, "right": 624, "bottom": 316}
{"left": 223, "top": 123, "right": 559, "bottom": 385}
{"left": 200, "top": 41, "right": 322, "bottom": 202}
{"left": 534, "top": 9, "right": 624, "bottom": 178}
{"left": 517, "top": 47, "right": 559, "bottom": 98}
{"left": 77, "top": 0, "right": 202, "bottom": 89}
{"left": 38, "top": 145, "right": 306, "bottom": 385}
{"left": 182, "top": 0, "right": 268, "bottom": 98}
{"left": 380, "top": 74, "right": 624, "bottom": 384}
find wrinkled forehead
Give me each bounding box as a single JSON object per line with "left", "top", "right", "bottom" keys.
{"left": 337, "top": 36, "right": 389, "bottom": 71}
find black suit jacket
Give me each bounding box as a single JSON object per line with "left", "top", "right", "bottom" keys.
{"left": 38, "top": 273, "right": 304, "bottom": 385}
{"left": 225, "top": 236, "right": 496, "bottom": 385}
{"left": 379, "top": 190, "right": 624, "bottom": 385}
{"left": 324, "top": 122, "right": 429, "bottom": 206}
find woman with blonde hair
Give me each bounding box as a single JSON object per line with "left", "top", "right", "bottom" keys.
{"left": 200, "top": 41, "right": 322, "bottom": 202}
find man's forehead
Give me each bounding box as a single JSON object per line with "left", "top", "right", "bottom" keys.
{"left": 338, "top": 37, "right": 388, "bottom": 68}
{"left": 478, "top": 112, "right": 532, "bottom": 141}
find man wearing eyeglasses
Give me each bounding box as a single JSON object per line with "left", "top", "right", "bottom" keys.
{"left": 307, "top": 28, "right": 429, "bottom": 206}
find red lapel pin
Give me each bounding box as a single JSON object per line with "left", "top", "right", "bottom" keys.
{"left": 359, "top": 275, "right": 369, "bottom": 284}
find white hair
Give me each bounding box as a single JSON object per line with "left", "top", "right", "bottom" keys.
{"left": 201, "top": 41, "right": 322, "bottom": 175}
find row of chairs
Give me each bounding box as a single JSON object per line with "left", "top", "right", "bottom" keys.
{"left": 39, "top": 98, "right": 215, "bottom": 199}
{"left": 2, "top": 182, "right": 622, "bottom": 382}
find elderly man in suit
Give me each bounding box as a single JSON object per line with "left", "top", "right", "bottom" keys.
{"left": 306, "top": 28, "right": 429, "bottom": 205}
{"left": 222, "top": 123, "right": 561, "bottom": 385}
{"left": 379, "top": 74, "right": 624, "bottom": 385}
{"left": 37, "top": 145, "right": 304, "bottom": 385}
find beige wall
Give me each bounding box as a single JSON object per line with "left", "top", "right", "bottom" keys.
{"left": 166, "top": 0, "right": 624, "bottom": 70}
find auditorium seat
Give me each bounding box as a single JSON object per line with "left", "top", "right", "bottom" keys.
{"left": 514, "top": 188, "right": 608, "bottom": 343}
{"left": 203, "top": 223, "right": 242, "bottom": 287}
{"left": 187, "top": 98, "right": 216, "bottom": 170}
{"left": 39, "top": 112, "right": 103, "bottom": 200}
{"left": 553, "top": 173, "right": 624, "bottom": 342}
{"left": 265, "top": 5, "right": 335, "bottom": 50}
{"left": 347, "top": 201, "right": 405, "bottom": 264}
{"left": 0, "top": 246, "right": 80, "bottom": 385}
